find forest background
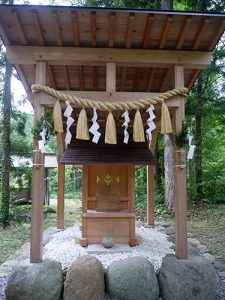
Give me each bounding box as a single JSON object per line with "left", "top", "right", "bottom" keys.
{"left": 0, "top": 0, "right": 225, "bottom": 228}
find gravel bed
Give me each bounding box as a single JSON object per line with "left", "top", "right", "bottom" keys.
{"left": 216, "top": 271, "right": 225, "bottom": 300}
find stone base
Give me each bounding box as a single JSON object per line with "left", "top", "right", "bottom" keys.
{"left": 87, "top": 244, "right": 132, "bottom": 254}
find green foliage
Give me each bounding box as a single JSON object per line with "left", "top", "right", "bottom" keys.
{"left": 174, "top": 121, "right": 188, "bottom": 147}
{"left": 32, "top": 111, "right": 55, "bottom": 141}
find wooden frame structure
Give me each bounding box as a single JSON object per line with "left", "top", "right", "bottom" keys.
{"left": 0, "top": 4, "right": 224, "bottom": 262}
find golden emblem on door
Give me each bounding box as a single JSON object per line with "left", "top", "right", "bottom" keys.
{"left": 104, "top": 173, "right": 112, "bottom": 186}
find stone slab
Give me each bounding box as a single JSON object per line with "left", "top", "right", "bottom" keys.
{"left": 87, "top": 244, "right": 132, "bottom": 254}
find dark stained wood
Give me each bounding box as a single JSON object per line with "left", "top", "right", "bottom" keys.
{"left": 92, "top": 66, "right": 97, "bottom": 90}
{"left": 159, "top": 68, "right": 171, "bottom": 92}
{"left": 71, "top": 11, "right": 80, "bottom": 46}
{"left": 120, "top": 67, "right": 127, "bottom": 91}
{"left": 159, "top": 16, "right": 173, "bottom": 50}
{"left": 52, "top": 10, "right": 63, "bottom": 46}
{"left": 47, "top": 64, "right": 56, "bottom": 89}
{"left": 64, "top": 66, "right": 70, "bottom": 90}
{"left": 146, "top": 68, "right": 156, "bottom": 92}
{"left": 78, "top": 66, "right": 84, "bottom": 91}
{"left": 142, "top": 14, "right": 154, "bottom": 49}
{"left": 125, "top": 13, "right": 135, "bottom": 49}
{"left": 32, "top": 10, "right": 45, "bottom": 46}
{"left": 91, "top": 11, "right": 96, "bottom": 48}
{"left": 11, "top": 9, "right": 27, "bottom": 45}
{"left": 108, "top": 12, "right": 116, "bottom": 48}
{"left": 133, "top": 68, "right": 141, "bottom": 92}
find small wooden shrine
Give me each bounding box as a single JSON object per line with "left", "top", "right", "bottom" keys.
{"left": 0, "top": 4, "right": 224, "bottom": 262}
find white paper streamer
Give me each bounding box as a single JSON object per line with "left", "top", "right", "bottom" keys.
{"left": 187, "top": 129, "right": 195, "bottom": 160}
{"left": 122, "top": 110, "right": 130, "bottom": 144}
{"left": 38, "top": 127, "right": 46, "bottom": 153}
{"left": 146, "top": 105, "right": 156, "bottom": 145}
{"left": 89, "top": 108, "right": 101, "bottom": 144}
{"left": 64, "top": 100, "right": 74, "bottom": 145}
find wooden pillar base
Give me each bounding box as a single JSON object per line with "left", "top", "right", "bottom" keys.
{"left": 129, "top": 237, "right": 138, "bottom": 246}
{"left": 80, "top": 238, "right": 88, "bottom": 247}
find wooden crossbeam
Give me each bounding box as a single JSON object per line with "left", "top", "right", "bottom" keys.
{"left": 192, "top": 17, "right": 210, "bottom": 50}
{"left": 71, "top": 11, "right": 80, "bottom": 46}
{"left": 120, "top": 67, "right": 127, "bottom": 91}
{"left": 159, "top": 16, "right": 173, "bottom": 50}
{"left": 32, "top": 10, "right": 45, "bottom": 46}
{"left": 176, "top": 16, "right": 192, "bottom": 50}
{"left": 142, "top": 15, "right": 154, "bottom": 49}
{"left": 146, "top": 68, "right": 156, "bottom": 92}
{"left": 12, "top": 9, "right": 27, "bottom": 46}
{"left": 108, "top": 12, "right": 116, "bottom": 48}
{"left": 6, "top": 46, "right": 212, "bottom": 69}
{"left": 91, "top": 11, "right": 97, "bottom": 47}
{"left": 125, "top": 13, "right": 135, "bottom": 48}
{"left": 159, "top": 68, "right": 172, "bottom": 92}
{"left": 47, "top": 64, "right": 56, "bottom": 89}
{"left": 52, "top": 11, "right": 63, "bottom": 46}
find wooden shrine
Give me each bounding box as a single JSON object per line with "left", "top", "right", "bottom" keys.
{"left": 0, "top": 4, "right": 224, "bottom": 262}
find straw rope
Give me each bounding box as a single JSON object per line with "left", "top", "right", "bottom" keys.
{"left": 31, "top": 84, "right": 188, "bottom": 111}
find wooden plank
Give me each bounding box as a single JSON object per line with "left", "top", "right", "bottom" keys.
{"left": 187, "top": 69, "right": 200, "bottom": 90}
{"left": 32, "top": 10, "right": 45, "bottom": 46}
{"left": 71, "top": 11, "right": 80, "bottom": 46}
{"left": 92, "top": 66, "right": 97, "bottom": 90}
{"left": 192, "top": 17, "right": 210, "bottom": 50}
{"left": 142, "top": 15, "right": 154, "bottom": 49}
{"left": 30, "top": 61, "right": 46, "bottom": 263}
{"left": 150, "top": 128, "right": 158, "bottom": 153}
{"left": 174, "top": 65, "right": 187, "bottom": 259}
{"left": 147, "top": 165, "right": 155, "bottom": 226}
{"left": 15, "top": 64, "right": 31, "bottom": 93}
{"left": 176, "top": 16, "right": 192, "bottom": 50}
{"left": 208, "top": 19, "right": 225, "bottom": 51}
{"left": 52, "top": 11, "right": 63, "bottom": 46}
{"left": 57, "top": 132, "right": 65, "bottom": 229}
{"left": 82, "top": 165, "right": 88, "bottom": 213}
{"left": 11, "top": 9, "right": 27, "bottom": 46}
{"left": 6, "top": 46, "right": 212, "bottom": 69}
{"left": 47, "top": 64, "right": 56, "bottom": 89}
{"left": 159, "top": 16, "right": 173, "bottom": 50}
{"left": 106, "top": 62, "right": 116, "bottom": 92}
{"left": 91, "top": 11, "right": 96, "bottom": 47}
{"left": 159, "top": 68, "right": 171, "bottom": 92}
{"left": 146, "top": 68, "right": 156, "bottom": 92}
{"left": 0, "top": 23, "right": 11, "bottom": 45}
{"left": 63, "top": 66, "right": 70, "bottom": 90}
{"left": 78, "top": 66, "right": 84, "bottom": 91}
{"left": 133, "top": 68, "right": 141, "bottom": 92}
{"left": 125, "top": 13, "right": 135, "bottom": 48}
{"left": 120, "top": 67, "right": 127, "bottom": 91}
{"left": 108, "top": 12, "right": 116, "bottom": 48}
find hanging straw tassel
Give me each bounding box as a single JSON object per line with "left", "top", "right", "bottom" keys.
{"left": 161, "top": 102, "right": 173, "bottom": 134}
{"left": 76, "top": 108, "right": 90, "bottom": 140}
{"left": 53, "top": 100, "right": 64, "bottom": 133}
{"left": 105, "top": 111, "right": 117, "bottom": 144}
{"left": 133, "top": 110, "right": 145, "bottom": 142}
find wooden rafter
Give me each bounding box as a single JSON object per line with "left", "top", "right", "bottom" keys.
{"left": 146, "top": 68, "right": 156, "bottom": 92}
{"left": 159, "top": 16, "right": 173, "bottom": 50}
{"left": 108, "top": 12, "right": 116, "bottom": 48}
{"left": 192, "top": 17, "right": 210, "bottom": 50}
{"left": 125, "top": 13, "right": 135, "bottom": 49}
{"left": 11, "top": 9, "right": 27, "bottom": 45}
{"left": 15, "top": 64, "right": 30, "bottom": 93}
{"left": 78, "top": 66, "right": 84, "bottom": 91}
{"left": 92, "top": 66, "right": 97, "bottom": 90}
{"left": 120, "top": 67, "right": 127, "bottom": 91}
{"left": 91, "top": 11, "right": 97, "bottom": 47}
{"left": 47, "top": 64, "right": 56, "bottom": 89}
{"left": 176, "top": 16, "right": 192, "bottom": 50}
{"left": 142, "top": 14, "right": 154, "bottom": 49}
{"left": 52, "top": 11, "right": 63, "bottom": 46}
{"left": 63, "top": 66, "right": 70, "bottom": 90}
{"left": 208, "top": 18, "right": 225, "bottom": 51}
{"left": 32, "top": 10, "right": 45, "bottom": 46}
{"left": 0, "top": 23, "right": 10, "bottom": 45}
{"left": 159, "top": 68, "right": 171, "bottom": 92}
{"left": 71, "top": 11, "right": 80, "bottom": 46}
{"left": 187, "top": 69, "right": 200, "bottom": 90}
{"left": 133, "top": 68, "right": 141, "bottom": 92}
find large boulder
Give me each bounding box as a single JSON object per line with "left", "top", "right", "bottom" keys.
{"left": 106, "top": 256, "right": 159, "bottom": 300}
{"left": 158, "top": 255, "right": 216, "bottom": 300}
{"left": 64, "top": 255, "right": 104, "bottom": 300}
{"left": 5, "top": 259, "right": 63, "bottom": 300}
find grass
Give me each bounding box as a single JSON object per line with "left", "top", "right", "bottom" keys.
{"left": 0, "top": 198, "right": 81, "bottom": 265}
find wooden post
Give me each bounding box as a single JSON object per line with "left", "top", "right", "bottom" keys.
{"left": 106, "top": 62, "right": 116, "bottom": 92}
{"left": 57, "top": 132, "right": 65, "bottom": 229}
{"left": 174, "top": 65, "right": 188, "bottom": 259}
{"left": 30, "top": 61, "right": 46, "bottom": 263}
{"left": 147, "top": 165, "right": 155, "bottom": 226}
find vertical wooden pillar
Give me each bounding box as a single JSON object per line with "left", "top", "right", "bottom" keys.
{"left": 57, "top": 132, "right": 65, "bottom": 229}
{"left": 106, "top": 62, "right": 116, "bottom": 92}
{"left": 147, "top": 165, "right": 155, "bottom": 226}
{"left": 128, "top": 165, "right": 137, "bottom": 246}
{"left": 81, "top": 165, "right": 88, "bottom": 246}
{"left": 30, "top": 61, "right": 46, "bottom": 263}
{"left": 174, "top": 65, "right": 188, "bottom": 259}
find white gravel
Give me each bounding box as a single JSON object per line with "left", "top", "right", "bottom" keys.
{"left": 43, "top": 224, "right": 174, "bottom": 272}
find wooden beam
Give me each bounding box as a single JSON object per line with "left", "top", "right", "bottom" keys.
{"left": 91, "top": 11, "right": 97, "bottom": 47}
{"left": 133, "top": 68, "right": 141, "bottom": 92}
{"left": 106, "top": 62, "right": 116, "bottom": 92}
{"left": 159, "top": 16, "right": 173, "bottom": 50}
{"left": 6, "top": 46, "right": 212, "bottom": 69}
{"left": 71, "top": 11, "right": 80, "bottom": 46}
{"left": 15, "top": 64, "right": 30, "bottom": 93}
{"left": 187, "top": 69, "right": 200, "bottom": 90}
{"left": 63, "top": 66, "right": 70, "bottom": 90}
{"left": 12, "top": 9, "right": 27, "bottom": 45}
{"left": 142, "top": 15, "right": 154, "bottom": 49}
{"left": 47, "top": 64, "right": 56, "bottom": 89}
{"left": 0, "top": 23, "right": 10, "bottom": 45}
{"left": 125, "top": 13, "right": 135, "bottom": 48}
{"left": 147, "top": 165, "right": 155, "bottom": 226}
{"left": 108, "top": 12, "right": 116, "bottom": 48}
{"left": 174, "top": 65, "right": 187, "bottom": 259}
{"left": 57, "top": 132, "right": 65, "bottom": 229}
{"left": 32, "top": 10, "right": 45, "bottom": 46}
{"left": 192, "top": 17, "right": 210, "bottom": 50}
{"left": 150, "top": 128, "right": 158, "bottom": 153}
{"left": 52, "top": 11, "right": 63, "bottom": 46}
{"left": 78, "top": 66, "right": 84, "bottom": 91}
{"left": 120, "top": 67, "right": 127, "bottom": 91}
{"left": 146, "top": 68, "right": 156, "bottom": 92}
{"left": 176, "top": 16, "right": 192, "bottom": 50}
{"left": 208, "top": 18, "right": 225, "bottom": 51}
{"left": 30, "top": 61, "right": 46, "bottom": 263}
{"left": 159, "top": 68, "right": 171, "bottom": 92}
{"left": 92, "top": 66, "right": 97, "bottom": 90}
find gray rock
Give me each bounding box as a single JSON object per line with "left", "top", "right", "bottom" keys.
{"left": 5, "top": 259, "right": 63, "bottom": 300}
{"left": 197, "top": 244, "right": 208, "bottom": 254}
{"left": 163, "top": 227, "right": 175, "bottom": 235}
{"left": 188, "top": 243, "right": 201, "bottom": 257}
{"left": 106, "top": 256, "right": 159, "bottom": 300}
{"left": 64, "top": 255, "right": 104, "bottom": 300}
{"left": 213, "top": 261, "right": 225, "bottom": 272}
{"left": 158, "top": 255, "right": 216, "bottom": 300}
{"left": 203, "top": 252, "right": 216, "bottom": 262}
{"left": 102, "top": 237, "right": 115, "bottom": 248}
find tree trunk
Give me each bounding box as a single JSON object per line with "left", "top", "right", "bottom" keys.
{"left": 195, "top": 75, "right": 203, "bottom": 201}
{"left": 164, "top": 134, "right": 174, "bottom": 210}
{"left": 161, "top": 0, "right": 173, "bottom": 10}
{"left": 0, "top": 57, "right": 12, "bottom": 226}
